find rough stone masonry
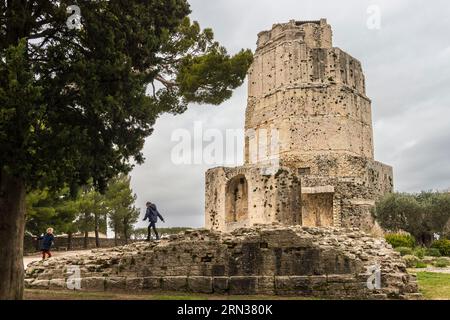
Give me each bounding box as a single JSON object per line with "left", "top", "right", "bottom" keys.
{"left": 205, "top": 19, "right": 393, "bottom": 233}
{"left": 25, "top": 226, "right": 420, "bottom": 299}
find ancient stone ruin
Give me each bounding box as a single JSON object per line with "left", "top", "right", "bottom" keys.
{"left": 25, "top": 20, "right": 421, "bottom": 300}
{"left": 25, "top": 226, "right": 420, "bottom": 299}
{"left": 205, "top": 19, "right": 393, "bottom": 233}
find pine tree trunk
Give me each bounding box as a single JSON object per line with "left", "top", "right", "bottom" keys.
{"left": 0, "top": 169, "right": 26, "bottom": 300}
{"left": 84, "top": 230, "right": 88, "bottom": 249}
{"left": 114, "top": 223, "right": 118, "bottom": 246}
{"left": 67, "top": 231, "right": 72, "bottom": 250}
{"left": 94, "top": 213, "right": 100, "bottom": 248}
{"left": 83, "top": 210, "right": 89, "bottom": 249}
{"left": 123, "top": 218, "right": 128, "bottom": 244}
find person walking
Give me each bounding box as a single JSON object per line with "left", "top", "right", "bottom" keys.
{"left": 37, "top": 227, "right": 55, "bottom": 260}
{"left": 143, "top": 202, "right": 165, "bottom": 241}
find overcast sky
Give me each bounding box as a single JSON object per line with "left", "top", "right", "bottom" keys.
{"left": 130, "top": 0, "right": 450, "bottom": 228}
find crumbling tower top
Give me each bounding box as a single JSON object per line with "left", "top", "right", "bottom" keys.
{"left": 245, "top": 18, "right": 374, "bottom": 166}
{"left": 257, "top": 18, "right": 332, "bottom": 50}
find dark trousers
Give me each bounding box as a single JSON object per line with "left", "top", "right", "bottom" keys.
{"left": 42, "top": 249, "right": 52, "bottom": 260}
{"left": 147, "top": 222, "right": 159, "bottom": 240}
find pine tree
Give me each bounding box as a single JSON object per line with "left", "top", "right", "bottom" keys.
{"left": 0, "top": 1, "right": 252, "bottom": 299}
{"left": 105, "top": 175, "right": 139, "bottom": 245}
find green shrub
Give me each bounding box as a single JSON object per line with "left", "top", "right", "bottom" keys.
{"left": 395, "top": 247, "right": 413, "bottom": 256}
{"left": 433, "top": 258, "right": 450, "bottom": 268}
{"left": 431, "top": 239, "right": 450, "bottom": 256}
{"left": 385, "top": 233, "right": 416, "bottom": 248}
{"left": 425, "top": 248, "right": 442, "bottom": 257}
{"left": 415, "top": 261, "right": 428, "bottom": 268}
{"left": 403, "top": 255, "right": 420, "bottom": 268}
{"left": 413, "top": 247, "right": 426, "bottom": 259}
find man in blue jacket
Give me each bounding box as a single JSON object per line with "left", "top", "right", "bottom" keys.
{"left": 143, "top": 201, "right": 165, "bottom": 241}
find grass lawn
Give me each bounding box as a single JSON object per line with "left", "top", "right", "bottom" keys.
{"left": 415, "top": 272, "right": 450, "bottom": 300}
{"left": 24, "top": 272, "right": 450, "bottom": 300}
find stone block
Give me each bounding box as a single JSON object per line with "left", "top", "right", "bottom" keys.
{"left": 403, "top": 293, "right": 423, "bottom": 300}
{"left": 274, "top": 276, "right": 311, "bottom": 295}
{"left": 326, "top": 282, "right": 345, "bottom": 293}
{"left": 256, "top": 276, "right": 275, "bottom": 295}
{"left": 49, "top": 278, "right": 67, "bottom": 290}
{"left": 188, "top": 276, "right": 213, "bottom": 293}
{"left": 126, "top": 277, "right": 144, "bottom": 291}
{"left": 142, "top": 277, "right": 162, "bottom": 290}
{"left": 213, "top": 277, "right": 229, "bottom": 293}
{"left": 31, "top": 280, "right": 49, "bottom": 289}
{"left": 105, "top": 277, "right": 126, "bottom": 291}
{"left": 342, "top": 281, "right": 367, "bottom": 291}
{"left": 82, "top": 277, "right": 106, "bottom": 291}
{"left": 24, "top": 278, "right": 35, "bottom": 289}
{"left": 327, "top": 274, "right": 355, "bottom": 283}
{"left": 162, "top": 276, "right": 187, "bottom": 291}
{"left": 229, "top": 276, "right": 257, "bottom": 295}
{"left": 370, "top": 293, "right": 388, "bottom": 300}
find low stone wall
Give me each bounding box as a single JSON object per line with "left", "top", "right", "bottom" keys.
{"left": 24, "top": 236, "right": 135, "bottom": 254}
{"left": 25, "top": 225, "right": 421, "bottom": 299}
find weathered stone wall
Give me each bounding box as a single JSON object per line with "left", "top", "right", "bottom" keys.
{"left": 206, "top": 160, "right": 393, "bottom": 232}
{"left": 25, "top": 226, "right": 421, "bottom": 300}
{"left": 205, "top": 166, "right": 301, "bottom": 232}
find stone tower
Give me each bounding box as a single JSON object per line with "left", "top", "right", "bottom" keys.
{"left": 205, "top": 19, "right": 393, "bottom": 232}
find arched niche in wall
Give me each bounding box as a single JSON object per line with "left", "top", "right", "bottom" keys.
{"left": 225, "top": 175, "right": 249, "bottom": 223}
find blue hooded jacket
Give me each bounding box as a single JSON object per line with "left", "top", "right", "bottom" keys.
{"left": 144, "top": 203, "right": 164, "bottom": 223}
{"left": 39, "top": 233, "right": 54, "bottom": 250}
